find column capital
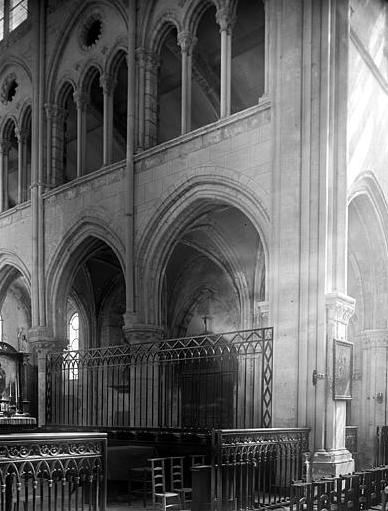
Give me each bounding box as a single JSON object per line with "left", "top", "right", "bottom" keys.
{"left": 15, "top": 127, "right": 29, "bottom": 144}
{"left": 100, "top": 73, "right": 116, "bottom": 96}
{"left": 44, "top": 103, "right": 66, "bottom": 122}
{"left": 325, "top": 292, "right": 355, "bottom": 326}
{"left": 73, "top": 91, "right": 88, "bottom": 110}
{"left": 135, "top": 47, "right": 147, "bottom": 67}
{"left": 216, "top": 6, "right": 236, "bottom": 34}
{"left": 145, "top": 51, "right": 160, "bottom": 72}
{"left": 28, "top": 326, "right": 66, "bottom": 358}
{"left": 177, "top": 31, "right": 197, "bottom": 56}
{"left": 122, "top": 312, "right": 164, "bottom": 344}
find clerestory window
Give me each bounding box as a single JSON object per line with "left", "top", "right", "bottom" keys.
{"left": 0, "top": 0, "right": 28, "bottom": 41}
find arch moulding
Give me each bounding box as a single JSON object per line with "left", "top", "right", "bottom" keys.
{"left": 46, "top": 216, "right": 125, "bottom": 341}
{"left": 136, "top": 173, "right": 270, "bottom": 327}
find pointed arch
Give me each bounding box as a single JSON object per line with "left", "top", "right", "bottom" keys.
{"left": 149, "top": 11, "right": 182, "bottom": 55}
{"left": 46, "top": 0, "right": 128, "bottom": 102}
{"left": 46, "top": 216, "right": 125, "bottom": 341}
{"left": 136, "top": 173, "right": 269, "bottom": 327}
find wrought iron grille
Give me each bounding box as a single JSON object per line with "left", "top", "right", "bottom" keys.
{"left": 211, "top": 427, "right": 310, "bottom": 511}
{"left": 46, "top": 328, "right": 273, "bottom": 430}
{"left": 0, "top": 431, "right": 107, "bottom": 511}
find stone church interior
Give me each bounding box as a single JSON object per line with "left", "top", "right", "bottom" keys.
{"left": 0, "top": 0, "right": 387, "bottom": 509}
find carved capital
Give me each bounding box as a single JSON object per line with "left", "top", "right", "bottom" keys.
{"left": 216, "top": 7, "right": 236, "bottom": 34}
{"left": 15, "top": 127, "right": 29, "bottom": 144}
{"left": 325, "top": 292, "right": 355, "bottom": 326}
{"left": 28, "top": 327, "right": 66, "bottom": 357}
{"left": 177, "top": 31, "right": 197, "bottom": 56}
{"left": 135, "top": 47, "right": 147, "bottom": 68}
{"left": 145, "top": 51, "right": 160, "bottom": 72}
{"left": 99, "top": 73, "right": 116, "bottom": 96}
{"left": 73, "top": 91, "right": 88, "bottom": 110}
{"left": 44, "top": 103, "right": 65, "bottom": 123}
{"left": 122, "top": 314, "right": 164, "bottom": 344}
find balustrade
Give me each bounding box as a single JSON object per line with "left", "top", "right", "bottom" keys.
{"left": 211, "top": 427, "right": 310, "bottom": 510}
{"left": 0, "top": 431, "right": 106, "bottom": 511}
{"left": 46, "top": 328, "right": 273, "bottom": 431}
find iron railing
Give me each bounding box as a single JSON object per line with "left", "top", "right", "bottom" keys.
{"left": 211, "top": 427, "right": 310, "bottom": 510}
{"left": 290, "top": 465, "right": 388, "bottom": 511}
{"left": 46, "top": 328, "right": 273, "bottom": 430}
{"left": 0, "top": 431, "right": 107, "bottom": 511}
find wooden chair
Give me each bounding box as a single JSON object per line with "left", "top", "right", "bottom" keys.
{"left": 149, "top": 458, "right": 180, "bottom": 511}
{"left": 170, "top": 456, "right": 192, "bottom": 509}
{"left": 128, "top": 466, "right": 152, "bottom": 507}
{"left": 190, "top": 454, "right": 207, "bottom": 467}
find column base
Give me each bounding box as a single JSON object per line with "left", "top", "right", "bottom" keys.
{"left": 312, "top": 449, "right": 354, "bottom": 479}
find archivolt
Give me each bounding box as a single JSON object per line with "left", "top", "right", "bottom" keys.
{"left": 136, "top": 173, "right": 269, "bottom": 326}
{"left": 46, "top": 216, "right": 125, "bottom": 340}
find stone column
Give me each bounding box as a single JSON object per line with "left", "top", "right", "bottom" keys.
{"left": 0, "top": 140, "right": 10, "bottom": 212}
{"left": 135, "top": 47, "right": 146, "bottom": 152}
{"left": 312, "top": 293, "right": 355, "bottom": 478}
{"left": 261, "top": 0, "right": 270, "bottom": 101}
{"left": 100, "top": 73, "right": 115, "bottom": 166}
{"left": 48, "top": 104, "right": 66, "bottom": 187}
{"left": 45, "top": 104, "right": 65, "bottom": 188}
{"left": 73, "top": 91, "right": 87, "bottom": 178}
{"left": 29, "top": 329, "right": 65, "bottom": 426}
{"left": 216, "top": 7, "right": 235, "bottom": 118}
{"left": 178, "top": 31, "right": 196, "bottom": 135}
{"left": 15, "top": 128, "right": 27, "bottom": 203}
{"left": 1, "top": 140, "right": 10, "bottom": 211}
{"left": 144, "top": 52, "right": 159, "bottom": 149}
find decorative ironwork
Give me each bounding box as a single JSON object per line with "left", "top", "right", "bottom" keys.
{"left": 0, "top": 431, "right": 107, "bottom": 511}
{"left": 290, "top": 466, "right": 388, "bottom": 511}
{"left": 211, "top": 427, "right": 310, "bottom": 510}
{"left": 46, "top": 328, "right": 273, "bottom": 430}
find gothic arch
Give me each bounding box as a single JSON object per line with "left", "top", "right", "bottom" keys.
{"left": 79, "top": 63, "right": 103, "bottom": 93}
{"left": 19, "top": 101, "right": 32, "bottom": 130}
{"left": 105, "top": 45, "right": 127, "bottom": 78}
{"left": 0, "top": 56, "right": 32, "bottom": 84}
{"left": 0, "top": 116, "right": 18, "bottom": 139}
{"left": 46, "top": 216, "right": 125, "bottom": 341}
{"left": 184, "top": 0, "right": 221, "bottom": 35}
{"left": 46, "top": 0, "right": 128, "bottom": 103}
{"left": 347, "top": 172, "right": 388, "bottom": 330}
{"left": 55, "top": 78, "right": 76, "bottom": 107}
{"left": 137, "top": 173, "right": 269, "bottom": 327}
{"left": 0, "top": 253, "right": 31, "bottom": 317}
{"left": 149, "top": 12, "right": 182, "bottom": 55}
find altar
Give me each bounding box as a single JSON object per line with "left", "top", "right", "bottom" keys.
{"left": 0, "top": 341, "right": 33, "bottom": 421}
